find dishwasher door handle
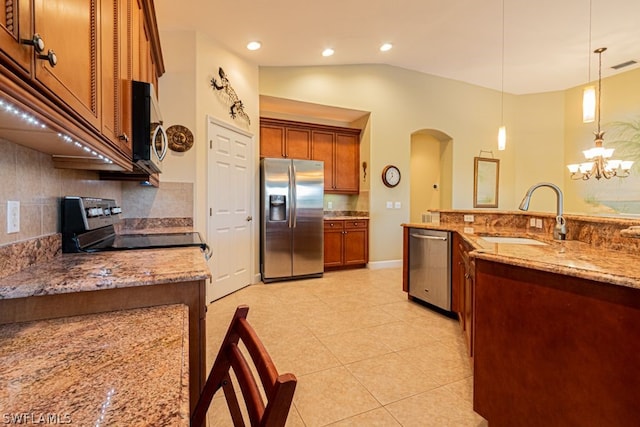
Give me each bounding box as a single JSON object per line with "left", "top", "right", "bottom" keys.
{"left": 410, "top": 234, "right": 448, "bottom": 241}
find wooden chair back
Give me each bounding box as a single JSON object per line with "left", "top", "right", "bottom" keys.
{"left": 191, "top": 305, "right": 297, "bottom": 427}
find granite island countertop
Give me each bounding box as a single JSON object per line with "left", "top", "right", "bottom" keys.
{"left": 0, "top": 247, "right": 211, "bottom": 300}
{"left": 403, "top": 222, "right": 640, "bottom": 290}
{"left": 0, "top": 304, "right": 190, "bottom": 426}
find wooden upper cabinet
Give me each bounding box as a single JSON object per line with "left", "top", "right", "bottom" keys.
{"left": 311, "top": 130, "right": 334, "bottom": 191}
{"left": 285, "top": 127, "right": 311, "bottom": 159}
{"left": 334, "top": 132, "right": 359, "bottom": 193}
{"left": 0, "top": 0, "right": 32, "bottom": 73}
{"left": 260, "top": 118, "right": 361, "bottom": 194}
{"left": 260, "top": 124, "right": 285, "bottom": 158}
{"left": 101, "top": 0, "right": 131, "bottom": 155}
{"left": 33, "top": 0, "right": 101, "bottom": 130}
{"left": 259, "top": 119, "right": 311, "bottom": 159}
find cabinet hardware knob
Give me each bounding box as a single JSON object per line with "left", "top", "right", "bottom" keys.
{"left": 37, "top": 49, "right": 57, "bottom": 67}
{"left": 246, "top": 216, "right": 253, "bottom": 222}
{"left": 118, "top": 133, "right": 130, "bottom": 142}
{"left": 21, "top": 34, "right": 45, "bottom": 53}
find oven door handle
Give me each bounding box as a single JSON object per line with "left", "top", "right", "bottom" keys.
{"left": 203, "top": 244, "right": 212, "bottom": 260}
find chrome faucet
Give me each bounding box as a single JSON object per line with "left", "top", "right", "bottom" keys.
{"left": 518, "top": 182, "right": 567, "bottom": 240}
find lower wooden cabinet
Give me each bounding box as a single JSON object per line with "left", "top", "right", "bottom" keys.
{"left": 324, "top": 219, "right": 368, "bottom": 269}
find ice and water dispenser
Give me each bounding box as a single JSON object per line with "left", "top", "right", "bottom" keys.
{"left": 269, "top": 195, "right": 286, "bottom": 221}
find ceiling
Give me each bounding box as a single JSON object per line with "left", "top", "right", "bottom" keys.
{"left": 155, "top": 0, "right": 640, "bottom": 95}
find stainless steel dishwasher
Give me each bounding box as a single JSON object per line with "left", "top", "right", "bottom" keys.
{"left": 408, "top": 228, "right": 452, "bottom": 311}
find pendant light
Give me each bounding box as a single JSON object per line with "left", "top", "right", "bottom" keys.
{"left": 497, "top": 0, "right": 506, "bottom": 151}
{"left": 582, "top": 0, "right": 596, "bottom": 123}
{"left": 567, "top": 47, "right": 634, "bottom": 180}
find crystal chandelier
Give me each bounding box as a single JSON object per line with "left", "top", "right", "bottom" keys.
{"left": 567, "top": 47, "right": 633, "bottom": 180}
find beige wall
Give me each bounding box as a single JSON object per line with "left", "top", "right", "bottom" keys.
{"left": 158, "top": 30, "right": 260, "bottom": 272}
{"left": 563, "top": 67, "right": 640, "bottom": 214}
{"left": 410, "top": 132, "right": 442, "bottom": 222}
{"left": 259, "top": 64, "right": 532, "bottom": 263}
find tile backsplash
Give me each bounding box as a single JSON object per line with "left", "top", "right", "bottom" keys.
{"left": 0, "top": 139, "right": 121, "bottom": 246}
{"left": 0, "top": 138, "right": 194, "bottom": 248}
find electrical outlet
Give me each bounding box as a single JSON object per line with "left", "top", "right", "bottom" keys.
{"left": 7, "top": 200, "right": 19, "bottom": 234}
{"left": 464, "top": 214, "right": 474, "bottom": 222}
{"left": 386, "top": 201, "right": 393, "bottom": 209}
{"left": 464, "top": 227, "right": 474, "bottom": 234}
{"left": 394, "top": 201, "right": 401, "bottom": 209}
{"left": 535, "top": 218, "right": 543, "bottom": 229}
{"left": 529, "top": 218, "right": 536, "bottom": 227}
{"left": 327, "top": 201, "right": 333, "bottom": 209}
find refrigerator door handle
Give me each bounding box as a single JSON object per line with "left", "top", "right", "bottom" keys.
{"left": 288, "top": 163, "right": 294, "bottom": 228}
{"left": 291, "top": 163, "right": 298, "bottom": 228}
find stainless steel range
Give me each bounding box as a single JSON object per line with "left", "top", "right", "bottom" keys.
{"left": 61, "top": 196, "right": 208, "bottom": 254}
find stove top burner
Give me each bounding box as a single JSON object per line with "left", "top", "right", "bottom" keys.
{"left": 62, "top": 196, "right": 208, "bottom": 254}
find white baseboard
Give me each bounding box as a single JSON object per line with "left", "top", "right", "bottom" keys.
{"left": 367, "top": 259, "right": 403, "bottom": 270}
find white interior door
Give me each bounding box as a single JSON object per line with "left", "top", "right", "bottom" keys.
{"left": 207, "top": 117, "right": 254, "bottom": 302}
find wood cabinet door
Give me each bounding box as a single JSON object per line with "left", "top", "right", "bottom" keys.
{"left": 33, "top": 0, "right": 100, "bottom": 130}
{"left": 260, "top": 124, "right": 285, "bottom": 158}
{"left": 334, "top": 133, "right": 359, "bottom": 193}
{"left": 463, "top": 254, "right": 474, "bottom": 356}
{"left": 285, "top": 127, "right": 311, "bottom": 159}
{"left": 323, "top": 221, "right": 344, "bottom": 267}
{"left": 344, "top": 226, "right": 367, "bottom": 265}
{"left": 100, "top": 0, "right": 131, "bottom": 155}
{"left": 311, "top": 130, "right": 334, "bottom": 191}
{"left": 0, "top": 0, "right": 32, "bottom": 74}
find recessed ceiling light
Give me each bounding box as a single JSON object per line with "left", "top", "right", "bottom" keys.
{"left": 322, "top": 48, "right": 334, "bottom": 57}
{"left": 380, "top": 43, "right": 393, "bottom": 52}
{"left": 246, "top": 41, "right": 261, "bottom": 51}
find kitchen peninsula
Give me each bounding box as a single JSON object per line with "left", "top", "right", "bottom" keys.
{"left": 0, "top": 246, "right": 210, "bottom": 414}
{"left": 402, "top": 210, "right": 640, "bottom": 426}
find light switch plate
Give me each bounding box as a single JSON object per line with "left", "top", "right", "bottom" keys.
{"left": 386, "top": 201, "right": 393, "bottom": 209}
{"left": 394, "top": 201, "right": 401, "bottom": 209}
{"left": 535, "top": 218, "right": 543, "bottom": 228}
{"left": 529, "top": 218, "right": 536, "bottom": 227}
{"left": 7, "top": 200, "right": 19, "bottom": 234}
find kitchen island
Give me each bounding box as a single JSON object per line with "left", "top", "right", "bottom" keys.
{"left": 0, "top": 247, "right": 210, "bottom": 415}
{"left": 0, "top": 304, "right": 190, "bottom": 425}
{"left": 402, "top": 217, "right": 640, "bottom": 426}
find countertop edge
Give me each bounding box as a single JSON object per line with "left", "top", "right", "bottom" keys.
{"left": 402, "top": 223, "right": 640, "bottom": 290}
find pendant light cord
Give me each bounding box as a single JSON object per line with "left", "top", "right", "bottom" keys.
{"left": 588, "top": 0, "right": 592, "bottom": 83}
{"left": 596, "top": 48, "right": 602, "bottom": 135}
{"left": 500, "top": 0, "right": 505, "bottom": 124}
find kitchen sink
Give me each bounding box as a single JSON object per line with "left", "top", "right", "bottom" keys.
{"left": 480, "top": 236, "right": 547, "bottom": 245}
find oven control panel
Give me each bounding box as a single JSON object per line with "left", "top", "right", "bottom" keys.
{"left": 62, "top": 196, "right": 122, "bottom": 232}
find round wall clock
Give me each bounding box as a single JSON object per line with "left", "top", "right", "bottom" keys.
{"left": 382, "top": 165, "right": 401, "bottom": 188}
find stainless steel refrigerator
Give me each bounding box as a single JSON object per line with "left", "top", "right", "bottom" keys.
{"left": 261, "top": 158, "right": 324, "bottom": 282}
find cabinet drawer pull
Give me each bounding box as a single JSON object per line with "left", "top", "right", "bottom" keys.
{"left": 21, "top": 34, "right": 45, "bottom": 53}
{"left": 37, "top": 49, "right": 57, "bottom": 67}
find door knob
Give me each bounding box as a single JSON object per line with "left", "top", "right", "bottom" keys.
{"left": 246, "top": 216, "right": 253, "bottom": 222}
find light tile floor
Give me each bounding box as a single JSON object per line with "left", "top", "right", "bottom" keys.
{"left": 205, "top": 268, "right": 488, "bottom": 427}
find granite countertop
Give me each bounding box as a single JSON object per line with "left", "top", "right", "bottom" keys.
{"left": 0, "top": 304, "right": 189, "bottom": 425}
{"left": 0, "top": 247, "right": 211, "bottom": 300}
{"left": 324, "top": 211, "right": 369, "bottom": 220}
{"left": 403, "top": 222, "right": 640, "bottom": 290}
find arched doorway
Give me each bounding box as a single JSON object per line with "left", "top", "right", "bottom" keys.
{"left": 410, "top": 129, "right": 453, "bottom": 223}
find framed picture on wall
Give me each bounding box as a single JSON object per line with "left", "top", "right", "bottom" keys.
{"left": 474, "top": 157, "right": 500, "bottom": 208}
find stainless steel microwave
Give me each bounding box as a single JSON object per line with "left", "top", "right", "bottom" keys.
{"left": 131, "top": 80, "right": 167, "bottom": 174}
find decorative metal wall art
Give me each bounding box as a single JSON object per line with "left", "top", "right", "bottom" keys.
{"left": 166, "top": 125, "right": 194, "bottom": 152}
{"left": 210, "top": 67, "right": 251, "bottom": 125}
